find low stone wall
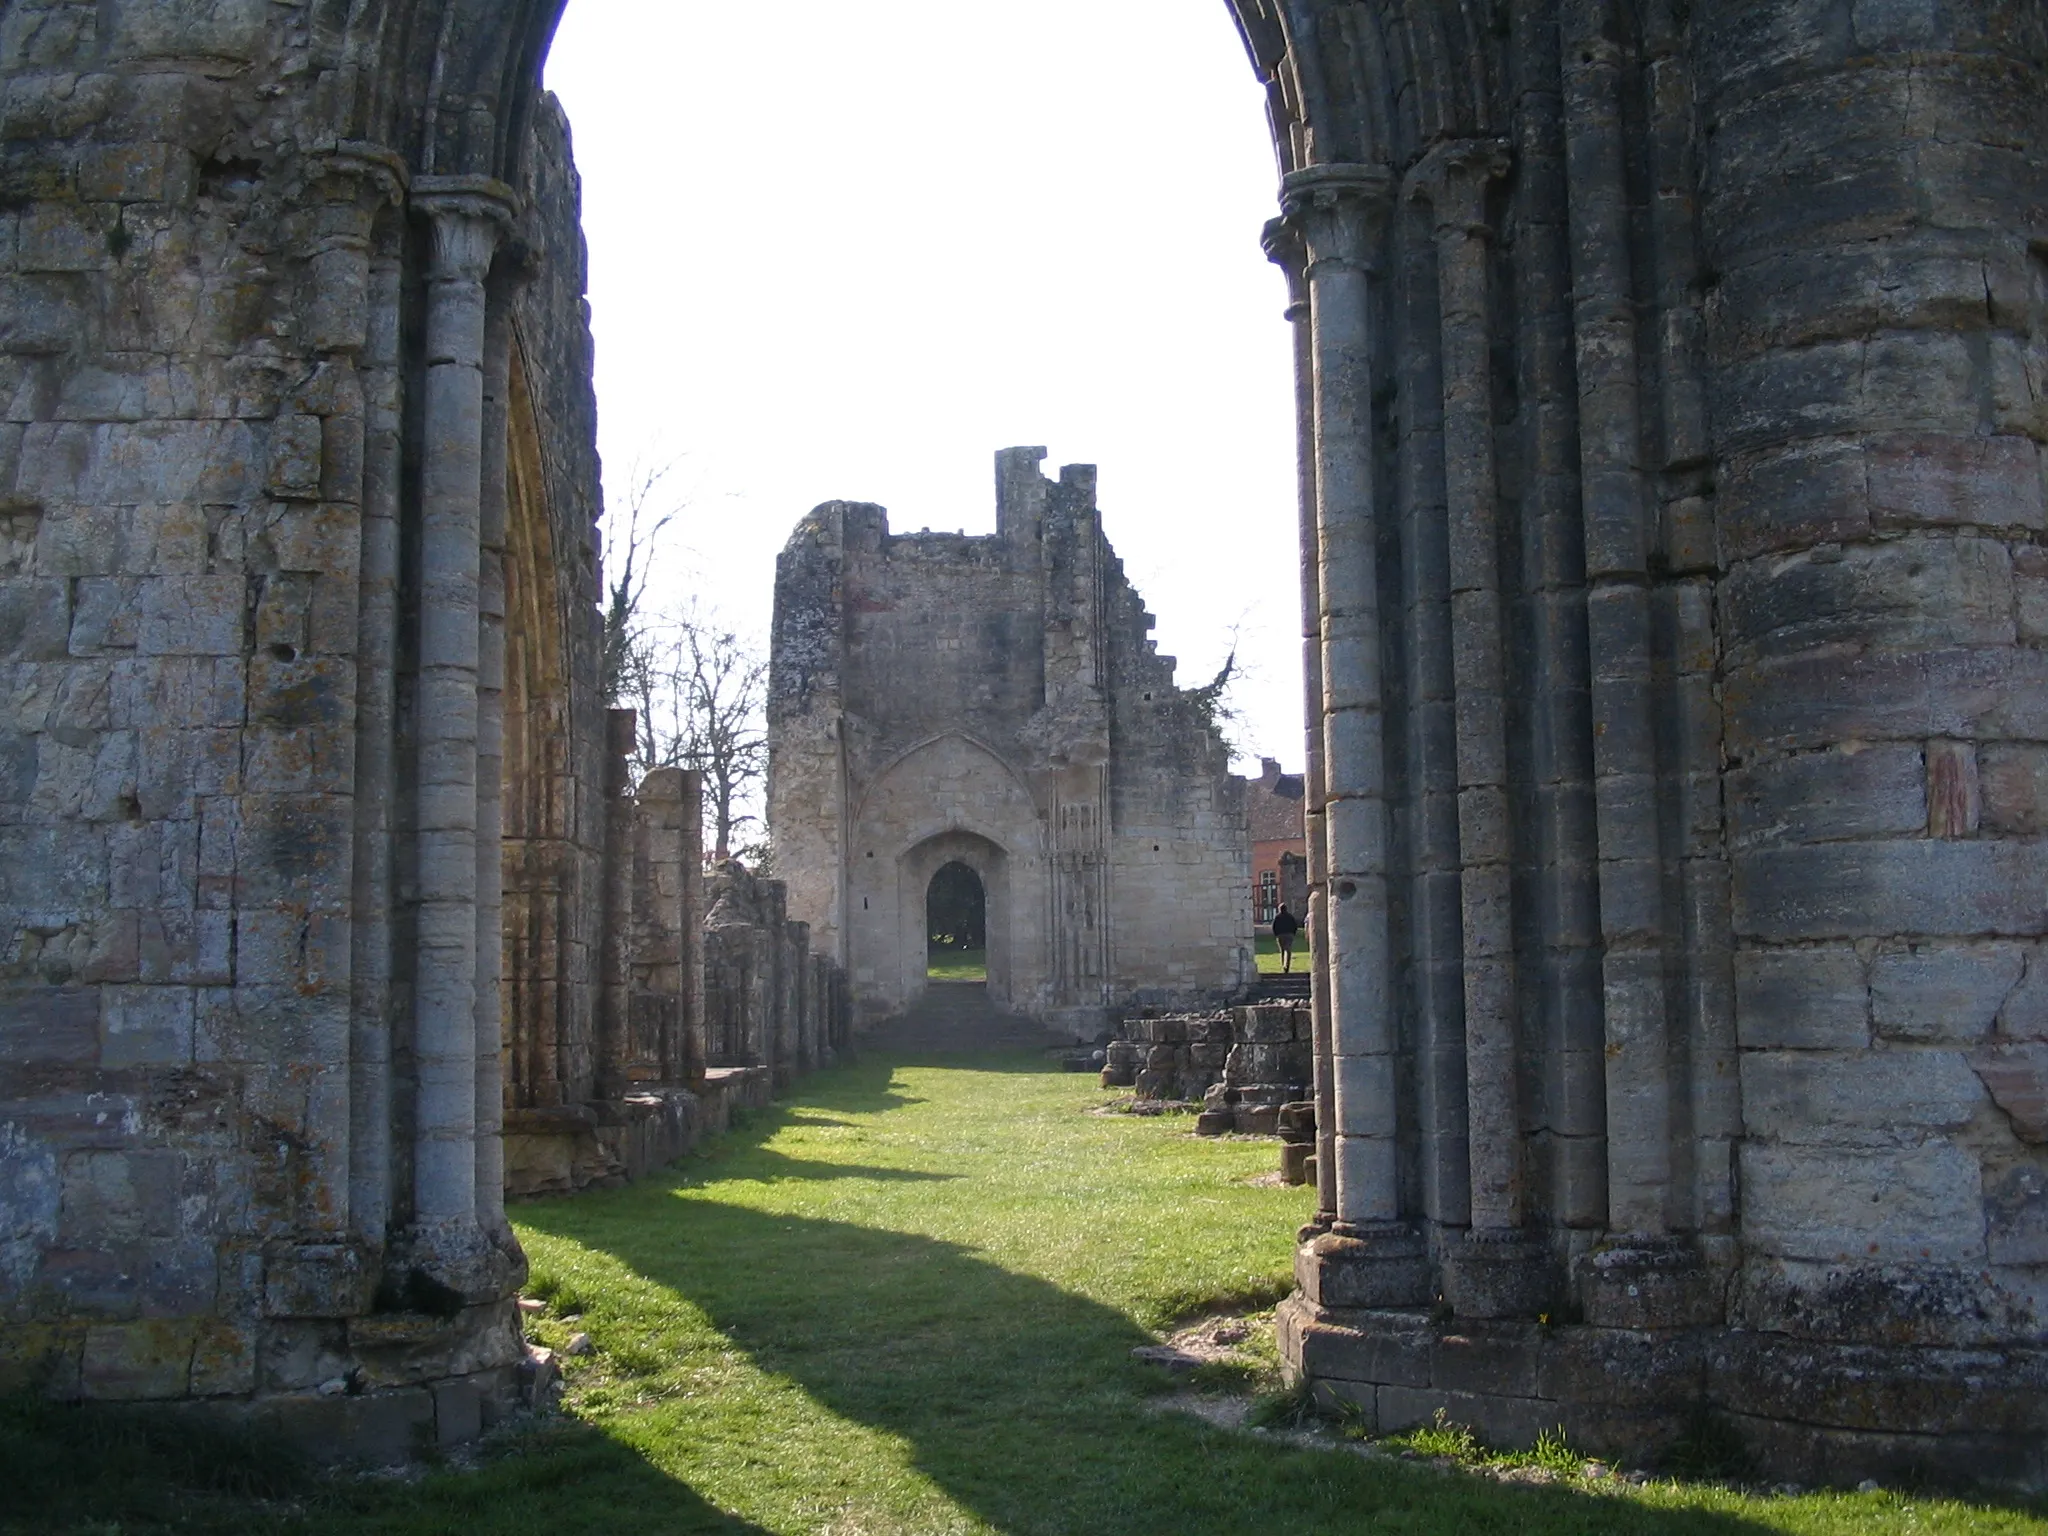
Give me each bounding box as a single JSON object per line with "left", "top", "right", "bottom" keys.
{"left": 1101, "top": 1003, "right": 1313, "bottom": 1133}
{"left": 503, "top": 1067, "right": 773, "bottom": 1199}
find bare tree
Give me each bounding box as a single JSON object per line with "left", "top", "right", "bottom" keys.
{"left": 599, "top": 459, "right": 680, "bottom": 708}
{"left": 597, "top": 457, "right": 769, "bottom": 862}
{"left": 629, "top": 600, "right": 768, "bottom": 862}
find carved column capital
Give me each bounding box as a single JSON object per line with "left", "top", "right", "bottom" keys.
{"left": 1280, "top": 163, "right": 1394, "bottom": 272}
{"left": 1261, "top": 214, "right": 1308, "bottom": 318}
{"left": 296, "top": 146, "right": 410, "bottom": 356}
{"left": 1405, "top": 139, "right": 1512, "bottom": 232}
{"left": 412, "top": 175, "right": 519, "bottom": 282}
{"left": 302, "top": 141, "right": 409, "bottom": 209}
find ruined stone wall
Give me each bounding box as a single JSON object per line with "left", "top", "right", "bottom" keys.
{"left": 768, "top": 449, "right": 1251, "bottom": 1031}
{"left": 1102, "top": 555, "right": 1252, "bottom": 1002}
{"left": 1233, "top": 0, "right": 2048, "bottom": 1491}
{"left": 0, "top": 3, "right": 709, "bottom": 1451}
{"left": 1102, "top": 1003, "right": 1312, "bottom": 1129}
{"left": 700, "top": 859, "right": 848, "bottom": 1083}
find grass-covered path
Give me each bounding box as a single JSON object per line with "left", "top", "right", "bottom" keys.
{"left": 11, "top": 1054, "right": 2045, "bottom": 1533}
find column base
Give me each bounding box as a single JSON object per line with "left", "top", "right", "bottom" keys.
{"left": 1296, "top": 1222, "right": 1432, "bottom": 1309}
{"left": 386, "top": 1219, "right": 519, "bottom": 1314}
{"left": 1275, "top": 1293, "right": 2048, "bottom": 1493}
{"left": 1577, "top": 1236, "right": 1725, "bottom": 1329}
{"left": 1441, "top": 1229, "right": 1561, "bottom": 1320}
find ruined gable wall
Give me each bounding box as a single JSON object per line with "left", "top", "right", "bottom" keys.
{"left": 1101, "top": 551, "right": 1252, "bottom": 1002}
{"left": 840, "top": 529, "right": 1045, "bottom": 765}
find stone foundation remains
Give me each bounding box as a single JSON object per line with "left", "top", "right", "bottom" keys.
{"left": 1102, "top": 1003, "right": 1314, "bottom": 1137}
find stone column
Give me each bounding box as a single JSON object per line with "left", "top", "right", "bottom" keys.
{"left": 1507, "top": 0, "right": 1609, "bottom": 1239}
{"left": 475, "top": 270, "right": 517, "bottom": 1246}
{"left": 1559, "top": 2, "right": 1675, "bottom": 1247}
{"left": 1390, "top": 190, "right": 1469, "bottom": 1241}
{"left": 307, "top": 145, "right": 405, "bottom": 1248}
{"left": 599, "top": 707, "right": 637, "bottom": 1099}
{"left": 1265, "top": 215, "right": 1339, "bottom": 1234}
{"left": 1414, "top": 142, "right": 1553, "bottom": 1316}
{"left": 678, "top": 768, "right": 707, "bottom": 1087}
{"left": 407, "top": 176, "right": 513, "bottom": 1288}
{"left": 1284, "top": 163, "right": 1428, "bottom": 1306}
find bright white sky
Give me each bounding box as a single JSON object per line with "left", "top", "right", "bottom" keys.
{"left": 542, "top": 0, "right": 1304, "bottom": 774}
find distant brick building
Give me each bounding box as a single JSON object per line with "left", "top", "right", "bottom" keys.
{"left": 1247, "top": 758, "right": 1307, "bottom": 929}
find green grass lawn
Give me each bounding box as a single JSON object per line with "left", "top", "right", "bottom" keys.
{"left": 8, "top": 1057, "right": 2044, "bottom": 1534}
{"left": 1254, "top": 934, "right": 1306, "bottom": 975}
{"left": 926, "top": 946, "right": 987, "bottom": 981}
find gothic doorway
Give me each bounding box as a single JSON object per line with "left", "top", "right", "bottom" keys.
{"left": 898, "top": 831, "right": 1014, "bottom": 1011}
{"left": 926, "top": 862, "right": 988, "bottom": 983}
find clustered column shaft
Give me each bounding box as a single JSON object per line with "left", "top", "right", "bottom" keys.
{"left": 1263, "top": 215, "right": 1340, "bottom": 1231}
{"left": 1284, "top": 165, "right": 1400, "bottom": 1232}
{"left": 410, "top": 179, "right": 513, "bottom": 1254}
{"left": 1559, "top": 0, "right": 1674, "bottom": 1240}
{"left": 350, "top": 213, "right": 406, "bottom": 1243}
{"left": 1413, "top": 142, "right": 1521, "bottom": 1237}
{"left": 475, "top": 279, "right": 515, "bottom": 1242}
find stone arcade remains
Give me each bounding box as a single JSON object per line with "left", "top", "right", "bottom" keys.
{"left": 0, "top": 8, "right": 842, "bottom": 1452}
{"left": 0, "top": 0, "right": 2043, "bottom": 1492}
{"left": 767, "top": 450, "right": 1252, "bottom": 1036}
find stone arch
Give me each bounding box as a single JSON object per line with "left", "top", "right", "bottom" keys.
{"left": 846, "top": 734, "right": 1048, "bottom": 1020}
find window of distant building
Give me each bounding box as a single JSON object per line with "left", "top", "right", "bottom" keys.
{"left": 1258, "top": 869, "right": 1278, "bottom": 924}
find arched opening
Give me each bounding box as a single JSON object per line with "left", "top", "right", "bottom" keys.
{"left": 925, "top": 862, "right": 987, "bottom": 983}
{"left": 897, "top": 830, "right": 1014, "bottom": 1011}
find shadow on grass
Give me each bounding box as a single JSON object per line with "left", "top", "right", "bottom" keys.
{"left": 0, "top": 1398, "right": 771, "bottom": 1536}
{"left": 691, "top": 1144, "right": 961, "bottom": 1186}
{"left": 512, "top": 1066, "right": 1789, "bottom": 1536}
{"left": 0, "top": 1063, "right": 1823, "bottom": 1535}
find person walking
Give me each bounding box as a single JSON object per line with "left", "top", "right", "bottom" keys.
{"left": 1270, "top": 904, "right": 1300, "bottom": 974}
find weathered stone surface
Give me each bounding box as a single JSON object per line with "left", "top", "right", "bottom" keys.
{"left": 1969, "top": 1044, "right": 2048, "bottom": 1144}
{"left": 1735, "top": 947, "right": 1869, "bottom": 1049}
{"left": 1739, "top": 1142, "right": 1988, "bottom": 1263}
{"left": 1870, "top": 943, "right": 2024, "bottom": 1042}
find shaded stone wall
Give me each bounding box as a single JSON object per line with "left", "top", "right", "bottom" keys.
{"left": 0, "top": 7, "right": 752, "bottom": 1453}
{"left": 1232, "top": 0, "right": 2048, "bottom": 1491}
{"left": 767, "top": 449, "right": 1253, "bottom": 1033}
{"left": 701, "top": 859, "right": 849, "bottom": 1083}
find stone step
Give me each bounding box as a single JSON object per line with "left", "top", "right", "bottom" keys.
{"left": 863, "top": 983, "right": 1056, "bottom": 1056}
{"left": 1252, "top": 973, "right": 1312, "bottom": 1002}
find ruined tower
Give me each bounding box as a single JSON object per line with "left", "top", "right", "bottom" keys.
{"left": 768, "top": 449, "right": 1252, "bottom": 1033}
